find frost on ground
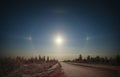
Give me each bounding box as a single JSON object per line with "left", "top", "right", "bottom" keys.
{"left": 0, "top": 57, "right": 65, "bottom": 77}
{"left": 6, "top": 62, "right": 58, "bottom": 77}
{"left": 21, "top": 62, "right": 65, "bottom": 77}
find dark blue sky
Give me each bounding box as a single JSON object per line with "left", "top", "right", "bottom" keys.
{"left": 0, "top": 0, "right": 120, "bottom": 60}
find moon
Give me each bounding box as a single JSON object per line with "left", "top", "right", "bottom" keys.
{"left": 55, "top": 36, "right": 63, "bottom": 45}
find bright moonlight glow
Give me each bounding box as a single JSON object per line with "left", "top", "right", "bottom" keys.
{"left": 55, "top": 36, "right": 63, "bottom": 45}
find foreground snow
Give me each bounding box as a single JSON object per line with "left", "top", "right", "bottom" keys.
{"left": 61, "top": 62, "right": 120, "bottom": 77}
{"left": 8, "top": 62, "right": 65, "bottom": 77}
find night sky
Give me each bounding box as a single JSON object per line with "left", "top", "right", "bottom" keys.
{"left": 0, "top": 0, "right": 120, "bottom": 60}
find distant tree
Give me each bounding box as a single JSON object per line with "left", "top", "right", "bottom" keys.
{"left": 104, "top": 56, "right": 108, "bottom": 63}
{"left": 100, "top": 57, "right": 105, "bottom": 64}
{"left": 83, "top": 59, "right": 87, "bottom": 63}
{"left": 109, "top": 57, "right": 114, "bottom": 65}
{"left": 47, "top": 56, "right": 49, "bottom": 62}
{"left": 95, "top": 56, "right": 100, "bottom": 63}
{"left": 35, "top": 56, "right": 37, "bottom": 62}
{"left": 43, "top": 56, "right": 45, "bottom": 62}
{"left": 90, "top": 57, "right": 93, "bottom": 63}
{"left": 39, "top": 55, "right": 41, "bottom": 61}
{"left": 115, "top": 54, "right": 120, "bottom": 65}
{"left": 74, "top": 58, "right": 79, "bottom": 62}
{"left": 78, "top": 54, "right": 82, "bottom": 62}
{"left": 87, "top": 55, "right": 90, "bottom": 63}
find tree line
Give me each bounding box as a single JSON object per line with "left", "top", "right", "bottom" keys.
{"left": 0, "top": 55, "right": 57, "bottom": 64}
{"left": 64, "top": 54, "right": 120, "bottom": 66}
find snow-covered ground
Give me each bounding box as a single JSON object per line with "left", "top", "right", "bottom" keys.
{"left": 66, "top": 62, "right": 120, "bottom": 71}
{"left": 6, "top": 62, "right": 64, "bottom": 77}
{"left": 61, "top": 62, "right": 120, "bottom": 77}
